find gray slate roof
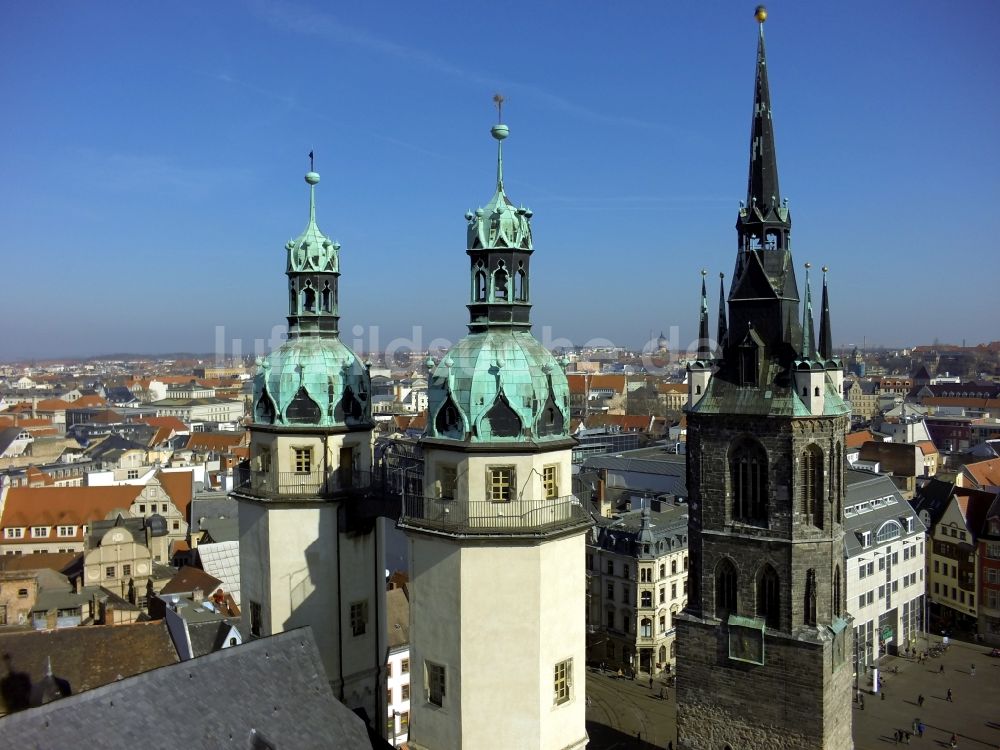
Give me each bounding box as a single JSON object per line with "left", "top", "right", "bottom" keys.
{"left": 0, "top": 628, "right": 373, "bottom": 749}
{"left": 842, "top": 470, "right": 926, "bottom": 557}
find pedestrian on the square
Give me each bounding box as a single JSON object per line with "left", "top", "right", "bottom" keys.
{"left": 912, "top": 719, "right": 919, "bottom": 735}
{"left": 859, "top": 694, "right": 865, "bottom": 710}
{"left": 904, "top": 730, "right": 911, "bottom": 744}
{"left": 893, "top": 729, "right": 900, "bottom": 744}
{"left": 918, "top": 693, "right": 924, "bottom": 707}
{"left": 947, "top": 687, "right": 953, "bottom": 702}
{"left": 649, "top": 676, "right": 653, "bottom": 689}
{"left": 970, "top": 663, "right": 975, "bottom": 677}
{"left": 940, "top": 663, "right": 945, "bottom": 674}
{"left": 917, "top": 721, "right": 924, "bottom": 737}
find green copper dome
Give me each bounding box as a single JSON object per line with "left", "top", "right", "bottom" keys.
{"left": 426, "top": 330, "right": 570, "bottom": 443}
{"left": 426, "top": 118, "right": 568, "bottom": 444}
{"left": 253, "top": 337, "right": 370, "bottom": 428}
{"left": 252, "top": 164, "right": 371, "bottom": 429}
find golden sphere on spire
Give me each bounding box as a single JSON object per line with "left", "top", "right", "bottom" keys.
{"left": 755, "top": 5, "right": 767, "bottom": 23}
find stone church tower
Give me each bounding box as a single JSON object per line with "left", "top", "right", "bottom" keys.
{"left": 675, "top": 8, "right": 853, "bottom": 750}
{"left": 234, "top": 164, "right": 384, "bottom": 721}
{"left": 401, "top": 112, "right": 591, "bottom": 750}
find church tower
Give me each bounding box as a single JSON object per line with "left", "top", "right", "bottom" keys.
{"left": 675, "top": 8, "right": 853, "bottom": 749}
{"left": 400, "top": 108, "right": 591, "bottom": 750}
{"left": 234, "top": 163, "right": 383, "bottom": 721}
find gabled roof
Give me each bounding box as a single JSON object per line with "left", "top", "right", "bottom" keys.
{"left": 159, "top": 565, "right": 223, "bottom": 597}
{"left": 962, "top": 456, "right": 1000, "bottom": 489}
{"left": 584, "top": 414, "right": 653, "bottom": 432}
{"left": 566, "top": 373, "right": 628, "bottom": 395}
{"left": 183, "top": 431, "right": 247, "bottom": 453}
{"left": 157, "top": 470, "right": 194, "bottom": 520}
{"left": 845, "top": 429, "right": 877, "bottom": 449}
{"left": 0, "top": 629, "right": 373, "bottom": 748}
{"left": 386, "top": 587, "right": 410, "bottom": 649}
{"left": 138, "top": 416, "right": 188, "bottom": 433}
{"left": 915, "top": 440, "right": 938, "bottom": 456}
{"left": 0, "top": 485, "right": 142, "bottom": 530}
{"left": 0, "top": 621, "right": 178, "bottom": 715}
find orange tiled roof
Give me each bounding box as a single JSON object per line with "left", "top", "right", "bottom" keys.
{"left": 0, "top": 416, "right": 53, "bottom": 429}
{"left": 915, "top": 440, "right": 938, "bottom": 456}
{"left": 72, "top": 395, "right": 107, "bottom": 408}
{"left": 185, "top": 432, "right": 247, "bottom": 453}
{"left": 567, "top": 373, "right": 628, "bottom": 395}
{"left": 0, "top": 485, "right": 143, "bottom": 540}
{"left": 35, "top": 398, "right": 73, "bottom": 411}
{"left": 964, "top": 457, "right": 1000, "bottom": 489}
{"left": 845, "top": 430, "right": 877, "bottom": 449}
{"left": 139, "top": 416, "right": 189, "bottom": 432}
{"left": 157, "top": 470, "right": 194, "bottom": 520}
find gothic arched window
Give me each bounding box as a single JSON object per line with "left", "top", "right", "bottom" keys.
{"left": 833, "top": 565, "right": 842, "bottom": 618}
{"left": 756, "top": 564, "right": 780, "bottom": 629}
{"left": 301, "top": 281, "right": 316, "bottom": 313}
{"left": 801, "top": 444, "right": 824, "bottom": 528}
{"left": 474, "top": 263, "right": 487, "bottom": 302}
{"left": 321, "top": 281, "right": 332, "bottom": 313}
{"left": 514, "top": 264, "right": 527, "bottom": 301}
{"left": 804, "top": 568, "right": 817, "bottom": 626}
{"left": 493, "top": 262, "right": 508, "bottom": 301}
{"left": 715, "top": 559, "right": 738, "bottom": 619}
{"left": 730, "top": 438, "right": 768, "bottom": 525}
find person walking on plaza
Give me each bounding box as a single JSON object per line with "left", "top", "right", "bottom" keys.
{"left": 947, "top": 687, "right": 953, "bottom": 702}
{"left": 970, "top": 663, "right": 976, "bottom": 677}
{"left": 940, "top": 663, "right": 945, "bottom": 674}
{"left": 918, "top": 693, "right": 925, "bottom": 707}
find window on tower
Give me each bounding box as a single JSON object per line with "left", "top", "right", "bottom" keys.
{"left": 553, "top": 658, "right": 572, "bottom": 705}
{"left": 293, "top": 447, "right": 312, "bottom": 475}
{"left": 350, "top": 600, "right": 368, "bottom": 637}
{"left": 426, "top": 662, "right": 446, "bottom": 708}
{"left": 437, "top": 465, "right": 457, "bottom": 500}
{"left": 756, "top": 564, "right": 780, "bottom": 629}
{"left": 715, "top": 559, "right": 738, "bottom": 619}
{"left": 730, "top": 438, "right": 769, "bottom": 525}
{"left": 805, "top": 568, "right": 817, "bottom": 626}
{"left": 801, "top": 444, "right": 824, "bottom": 528}
{"left": 543, "top": 465, "right": 558, "bottom": 499}
{"left": 487, "top": 466, "right": 515, "bottom": 503}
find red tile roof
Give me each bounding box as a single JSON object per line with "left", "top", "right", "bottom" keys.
{"left": 158, "top": 470, "right": 194, "bottom": 520}
{"left": 963, "top": 457, "right": 1000, "bottom": 489}
{"left": 845, "top": 430, "right": 877, "bottom": 449}
{"left": 1, "top": 485, "right": 143, "bottom": 541}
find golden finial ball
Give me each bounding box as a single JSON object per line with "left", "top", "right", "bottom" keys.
{"left": 755, "top": 5, "right": 767, "bottom": 22}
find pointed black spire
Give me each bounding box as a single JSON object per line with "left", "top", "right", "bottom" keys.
{"left": 717, "top": 272, "right": 728, "bottom": 349}
{"left": 818, "top": 266, "right": 833, "bottom": 360}
{"left": 747, "top": 11, "right": 780, "bottom": 217}
{"left": 801, "top": 263, "right": 815, "bottom": 359}
{"left": 697, "top": 270, "right": 711, "bottom": 359}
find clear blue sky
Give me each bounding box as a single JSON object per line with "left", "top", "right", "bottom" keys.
{"left": 2, "top": 1, "right": 998, "bottom": 360}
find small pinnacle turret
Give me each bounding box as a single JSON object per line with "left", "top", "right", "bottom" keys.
{"left": 818, "top": 266, "right": 833, "bottom": 360}
{"left": 801, "top": 263, "right": 815, "bottom": 359}
{"left": 717, "top": 272, "right": 728, "bottom": 350}
{"left": 697, "top": 269, "right": 711, "bottom": 359}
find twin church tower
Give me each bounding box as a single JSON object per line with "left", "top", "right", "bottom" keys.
{"left": 234, "top": 8, "right": 853, "bottom": 750}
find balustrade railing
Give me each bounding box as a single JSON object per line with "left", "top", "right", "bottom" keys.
{"left": 234, "top": 466, "right": 374, "bottom": 498}
{"left": 399, "top": 493, "right": 589, "bottom": 534}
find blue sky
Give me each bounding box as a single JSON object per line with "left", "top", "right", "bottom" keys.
{"left": 1, "top": 1, "right": 998, "bottom": 360}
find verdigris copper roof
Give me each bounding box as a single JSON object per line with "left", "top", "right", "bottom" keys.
{"left": 691, "top": 364, "right": 849, "bottom": 417}
{"left": 426, "top": 330, "right": 570, "bottom": 444}
{"left": 285, "top": 171, "right": 339, "bottom": 275}
{"left": 254, "top": 337, "right": 370, "bottom": 428}
{"left": 465, "top": 123, "right": 533, "bottom": 252}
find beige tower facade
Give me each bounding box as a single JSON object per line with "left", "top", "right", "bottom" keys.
{"left": 234, "top": 166, "right": 385, "bottom": 721}
{"left": 401, "top": 117, "right": 591, "bottom": 749}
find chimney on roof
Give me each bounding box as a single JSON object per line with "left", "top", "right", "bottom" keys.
{"left": 74, "top": 576, "right": 81, "bottom": 594}
{"left": 192, "top": 587, "right": 204, "bottom": 604}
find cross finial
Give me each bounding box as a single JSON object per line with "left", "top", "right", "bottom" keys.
{"left": 493, "top": 93, "right": 505, "bottom": 123}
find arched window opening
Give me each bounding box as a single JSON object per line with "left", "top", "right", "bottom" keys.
{"left": 814, "top": 386, "right": 821, "bottom": 397}
{"left": 514, "top": 265, "right": 527, "bottom": 301}
{"left": 804, "top": 568, "right": 817, "bottom": 626}
{"left": 731, "top": 438, "right": 768, "bottom": 525}
{"left": 715, "top": 559, "right": 738, "bottom": 619}
{"left": 756, "top": 564, "right": 780, "bottom": 629}
{"left": 696, "top": 384, "right": 702, "bottom": 395}
{"left": 801, "top": 444, "right": 824, "bottom": 528}
{"left": 875, "top": 521, "right": 902, "bottom": 544}
{"left": 301, "top": 281, "right": 316, "bottom": 313}
{"left": 833, "top": 565, "right": 842, "bottom": 617}
{"left": 671, "top": 560, "right": 677, "bottom": 575}
{"left": 640, "top": 618, "right": 652, "bottom": 638}
{"left": 493, "top": 262, "right": 508, "bottom": 301}
{"left": 289, "top": 283, "right": 298, "bottom": 314}
{"left": 321, "top": 281, "right": 332, "bottom": 312}
{"left": 474, "top": 268, "right": 487, "bottom": 302}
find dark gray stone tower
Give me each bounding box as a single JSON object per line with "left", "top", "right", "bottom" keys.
{"left": 675, "top": 8, "right": 853, "bottom": 749}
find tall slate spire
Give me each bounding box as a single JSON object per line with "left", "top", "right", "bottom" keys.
{"left": 717, "top": 272, "right": 728, "bottom": 349}
{"left": 818, "top": 266, "right": 833, "bottom": 360}
{"left": 697, "top": 270, "right": 711, "bottom": 359}
{"left": 801, "top": 263, "right": 815, "bottom": 359}
{"left": 747, "top": 10, "right": 780, "bottom": 216}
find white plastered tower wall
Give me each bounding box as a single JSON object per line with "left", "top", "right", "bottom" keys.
{"left": 238, "top": 427, "right": 384, "bottom": 719}
{"left": 407, "top": 444, "right": 588, "bottom": 750}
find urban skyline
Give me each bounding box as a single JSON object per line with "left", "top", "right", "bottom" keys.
{"left": 2, "top": 1, "right": 998, "bottom": 358}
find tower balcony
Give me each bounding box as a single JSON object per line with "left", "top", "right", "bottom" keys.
{"left": 398, "top": 493, "right": 592, "bottom": 539}
{"left": 232, "top": 465, "right": 373, "bottom": 501}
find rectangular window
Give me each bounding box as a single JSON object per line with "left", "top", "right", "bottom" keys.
{"left": 641, "top": 591, "right": 652, "bottom": 607}
{"left": 400, "top": 711, "right": 409, "bottom": 729}
{"left": 543, "top": 465, "right": 558, "bottom": 499}
{"left": 671, "top": 582, "right": 677, "bottom": 600}
{"left": 387, "top": 687, "right": 393, "bottom": 705}
{"left": 127, "top": 469, "right": 139, "bottom": 480}
{"left": 659, "top": 587, "right": 665, "bottom": 604}
{"left": 879, "top": 557, "right": 885, "bottom": 571}
{"left": 387, "top": 662, "right": 393, "bottom": 678}
{"left": 31, "top": 527, "right": 48, "bottom": 538}
{"left": 607, "top": 560, "right": 614, "bottom": 575}
{"left": 554, "top": 658, "right": 572, "bottom": 705}
{"left": 867, "top": 591, "right": 874, "bottom": 605}
{"left": 293, "top": 447, "right": 312, "bottom": 474}
{"left": 249, "top": 601, "right": 262, "bottom": 637}
{"left": 623, "top": 564, "right": 630, "bottom": 579}
{"left": 139, "top": 504, "right": 146, "bottom": 513}
{"left": 401, "top": 683, "right": 410, "bottom": 701}
{"left": 350, "top": 600, "right": 368, "bottom": 637}
{"left": 426, "top": 662, "right": 446, "bottom": 707}
{"left": 487, "top": 466, "right": 514, "bottom": 502}
{"left": 934, "top": 560, "right": 939, "bottom": 573}
{"left": 401, "top": 658, "right": 410, "bottom": 674}
{"left": 858, "top": 595, "right": 865, "bottom": 608}
{"left": 106, "top": 566, "right": 115, "bottom": 579}
{"left": 122, "top": 564, "right": 131, "bottom": 576}
{"left": 659, "top": 614, "right": 666, "bottom": 633}
{"left": 607, "top": 582, "right": 614, "bottom": 601}
{"left": 438, "top": 465, "right": 457, "bottom": 499}
{"left": 622, "top": 587, "right": 630, "bottom": 605}
{"left": 57, "top": 526, "right": 76, "bottom": 537}
{"left": 4, "top": 528, "right": 24, "bottom": 539}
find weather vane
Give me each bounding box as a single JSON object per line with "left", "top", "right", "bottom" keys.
{"left": 309, "top": 149, "right": 315, "bottom": 172}
{"left": 493, "top": 93, "right": 505, "bottom": 123}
